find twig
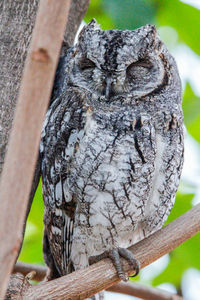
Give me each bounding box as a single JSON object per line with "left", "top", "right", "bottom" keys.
{"left": 20, "top": 203, "right": 200, "bottom": 299}
{"left": 13, "top": 262, "right": 182, "bottom": 300}
{"left": 13, "top": 262, "right": 47, "bottom": 282}
{"left": 107, "top": 282, "right": 182, "bottom": 300}
{"left": 0, "top": 1, "right": 71, "bottom": 298}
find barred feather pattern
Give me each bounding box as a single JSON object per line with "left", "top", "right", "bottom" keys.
{"left": 40, "top": 20, "right": 184, "bottom": 298}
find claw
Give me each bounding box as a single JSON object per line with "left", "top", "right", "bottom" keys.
{"left": 118, "top": 248, "right": 140, "bottom": 277}
{"left": 89, "top": 247, "right": 140, "bottom": 281}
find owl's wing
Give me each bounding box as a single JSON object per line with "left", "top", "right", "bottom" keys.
{"left": 128, "top": 112, "right": 183, "bottom": 242}
{"left": 40, "top": 89, "right": 87, "bottom": 276}
{"left": 123, "top": 114, "right": 157, "bottom": 240}
{"left": 141, "top": 112, "right": 184, "bottom": 236}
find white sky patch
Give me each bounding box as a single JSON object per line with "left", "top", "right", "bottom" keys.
{"left": 158, "top": 26, "right": 179, "bottom": 52}
{"left": 157, "top": 283, "right": 177, "bottom": 294}
{"left": 181, "top": 134, "right": 200, "bottom": 204}
{"left": 172, "top": 45, "right": 200, "bottom": 96}
{"left": 182, "top": 269, "right": 200, "bottom": 300}
{"left": 140, "top": 255, "right": 169, "bottom": 281}
{"left": 180, "top": 0, "right": 200, "bottom": 9}
{"left": 172, "top": 44, "right": 200, "bottom": 204}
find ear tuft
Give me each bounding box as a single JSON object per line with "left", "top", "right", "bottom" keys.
{"left": 143, "top": 24, "right": 157, "bottom": 37}
{"left": 78, "top": 19, "right": 101, "bottom": 40}
{"left": 87, "top": 18, "right": 100, "bottom": 30}
{"left": 142, "top": 24, "right": 160, "bottom": 50}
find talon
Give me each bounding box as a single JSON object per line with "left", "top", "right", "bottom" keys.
{"left": 89, "top": 247, "right": 140, "bottom": 281}
{"left": 118, "top": 247, "right": 140, "bottom": 277}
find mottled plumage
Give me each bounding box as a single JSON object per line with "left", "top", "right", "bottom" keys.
{"left": 40, "top": 19, "right": 184, "bottom": 286}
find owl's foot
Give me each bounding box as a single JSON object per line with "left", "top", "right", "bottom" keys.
{"left": 89, "top": 247, "right": 140, "bottom": 281}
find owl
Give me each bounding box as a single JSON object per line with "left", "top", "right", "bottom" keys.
{"left": 40, "top": 19, "right": 184, "bottom": 287}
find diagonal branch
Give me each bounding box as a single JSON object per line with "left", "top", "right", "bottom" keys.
{"left": 20, "top": 203, "right": 200, "bottom": 299}
{"left": 0, "top": 1, "right": 72, "bottom": 298}
{"left": 13, "top": 262, "right": 182, "bottom": 300}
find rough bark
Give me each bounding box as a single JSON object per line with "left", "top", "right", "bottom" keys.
{"left": 5, "top": 273, "right": 32, "bottom": 300}
{"left": 0, "top": 0, "right": 39, "bottom": 175}
{"left": 8, "top": 263, "right": 183, "bottom": 300}
{"left": 0, "top": 0, "right": 90, "bottom": 178}
{"left": 12, "top": 262, "right": 183, "bottom": 300}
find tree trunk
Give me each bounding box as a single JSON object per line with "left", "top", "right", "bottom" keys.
{"left": 0, "top": 0, "right": 90, "bottom": 177}
{"left": 0, "top": 0, "right": 90, "bottom": 233}
{"left": 0, "top": 0, "right": 39, "bottom": 176}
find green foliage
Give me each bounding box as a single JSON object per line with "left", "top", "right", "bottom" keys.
{"left": 156, "top": 0, "right": 200, "bottom": 55}
{"left": 85, "top": 0, "right": 157, "bottom": 30}
{"left": 85, "top": 0, "right": 114, "bottom": 29}
{"left": 101, "top": 0, "right": 157, "bottom": 30}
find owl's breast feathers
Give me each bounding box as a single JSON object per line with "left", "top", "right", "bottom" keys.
{"left": 40, "top": 89, "right": 183, "bottom": 274}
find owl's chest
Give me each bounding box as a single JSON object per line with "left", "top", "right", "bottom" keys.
{"left": 74, "top": 111, "right": 137, "bottom": 187}
{"left": 69, "top": 111, "right": 156, "bottom": 228}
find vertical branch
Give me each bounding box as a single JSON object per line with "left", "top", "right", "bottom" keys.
{"left": 0, "top": 0, "right": 39, "bottom": 176}
{"left": 0, "top": 0, "right": 71, "bottom": 298}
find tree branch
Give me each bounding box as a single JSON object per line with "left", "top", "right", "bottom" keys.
{"left": 107, "top": 282, "right": 182, "bottom": 300}
{"left": 17, "top": 203, "right": 200, "bottom": 299}
{"left": 13, "top": 262, "right": 182, "bottom": 300}
{"left": 13, "top": 262, "right": 47, "bottom": 282}
{"left": 0, "top": 1, "right": 72, "bottom": 298}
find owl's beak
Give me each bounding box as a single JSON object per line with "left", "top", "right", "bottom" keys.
{"left": 104, "top": 76, "right": 113, "bottom": 99}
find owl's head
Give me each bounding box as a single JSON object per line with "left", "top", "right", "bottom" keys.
{"left": 68, "top": 19, "right": 180, "bottom": 103}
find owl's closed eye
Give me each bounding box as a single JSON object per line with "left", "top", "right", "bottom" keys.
{"left": 70, "top": 27, "right": 166, "bottom": 101}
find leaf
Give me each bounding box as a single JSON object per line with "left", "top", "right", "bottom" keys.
{"left": 156, "top": 0, "right": 200, "bottom": 56}
{"left": 182, "top": 83, "right": 200, "bottom": 143}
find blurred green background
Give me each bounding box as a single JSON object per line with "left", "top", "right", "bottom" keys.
{"left": 19, "top": 0, "right": 200, "bottom": 298}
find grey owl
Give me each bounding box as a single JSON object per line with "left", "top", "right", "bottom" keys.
{"left": 40, "top": 19, "right": 184, "bottom": 286}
